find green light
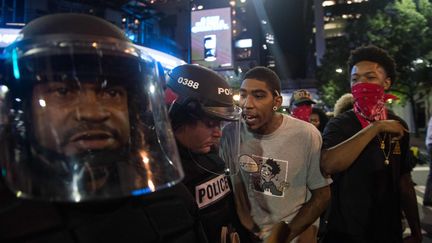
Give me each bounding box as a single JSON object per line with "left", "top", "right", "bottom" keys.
{"left": 12, "top": 48, "right": 20, "bottom": 80}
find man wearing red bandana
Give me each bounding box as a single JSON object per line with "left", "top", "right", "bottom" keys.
{"left": 290, "top": 89, "right": 317, "bottom": 122}
{"left": 320, "top": 45, "right": 422, "bottom": 243}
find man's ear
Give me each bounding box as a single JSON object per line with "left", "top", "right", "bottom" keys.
{"left": 383, "top": 77, "right": 391, "bottom": 91}
{"left": 274, "top": 94, "right": 283, "bottom": 108}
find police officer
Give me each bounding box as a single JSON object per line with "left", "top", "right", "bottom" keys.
{"left": 0, "top": 13, "right": 207, "bottom": 243}
{"left": 166, "top": 64, "right": 245, "bottom": 243}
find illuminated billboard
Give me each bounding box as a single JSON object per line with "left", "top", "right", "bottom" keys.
{"left": 0, "top": 28, "right": 20, "bottom": 48}
{"left": 191, "top": 7, "right": 233, "bottom": 69}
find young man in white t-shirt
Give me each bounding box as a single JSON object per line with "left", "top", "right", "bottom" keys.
{"left": 230, "top": 66, "right": 331, "bottom": 242}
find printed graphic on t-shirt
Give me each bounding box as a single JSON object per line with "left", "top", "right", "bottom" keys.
{"left": 195, "top": 174, "right": 231, "bottom": 209}
{"left": 240, "top": 154, "right": 289, "bottom": 197}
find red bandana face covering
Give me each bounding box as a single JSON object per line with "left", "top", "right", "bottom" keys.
{"left": 292, "top": 104, "right": 312, "bottom": 122}
{"left": 352, "top": 83, "right": 397, "bottom": 128}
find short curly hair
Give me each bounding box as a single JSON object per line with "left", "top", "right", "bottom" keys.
{"left": 243, "top": 66, "right": 281, "bottom": 97}
{"left": 347, "top": 45, "right": 396, "bottom": 85}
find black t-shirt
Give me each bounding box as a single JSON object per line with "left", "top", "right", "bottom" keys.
{"left": 322, "top": 110, "right": 411, "bottom": 243}
{"left": 0, "top": 181, "right": 208, "bottom": 243}
{"left": 178, "top": 146, "right": 246, "bottom": 243}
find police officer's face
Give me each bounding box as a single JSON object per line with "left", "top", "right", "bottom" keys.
{"left": 31, "top": 81, "right": 130, "bottom": 156}
{"left": 175, "top": 117, "right": 222, "bottom": 154}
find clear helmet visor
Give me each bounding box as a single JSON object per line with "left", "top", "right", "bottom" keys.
{"left": 219, "top": 116, "right": 241, "bottom": 175}
{"left": 0, "top": 38, "right": 183, "bottom": 202}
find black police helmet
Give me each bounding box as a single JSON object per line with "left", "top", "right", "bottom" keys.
{"left": 167, "top": 64, "right": 240, "bottom": 121}
{"left": 19, "top": 13, "right": 129, "bottom": 42}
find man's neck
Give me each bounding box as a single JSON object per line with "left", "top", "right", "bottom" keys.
{"left": 254, "top": 113, "right": 283, "bottom": 135}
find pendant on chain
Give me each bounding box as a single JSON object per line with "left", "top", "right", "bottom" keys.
{"left": 380, "top": 140, "right": 385, "bottom": 150}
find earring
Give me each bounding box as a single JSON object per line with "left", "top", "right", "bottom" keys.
{"left": 272, "top": 106, "right": 277, "bottom": 111}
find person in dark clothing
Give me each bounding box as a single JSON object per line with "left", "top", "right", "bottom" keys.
{"left": 310, "top": 107, "right": 329, "bottom": 134}
{"left": 320, "top": 45, "right": 421, "bottom": 243}
{"left": 166, "top": 64, "right": 246, "bottom": 243}
{"left": 0, "top": 13, "right": 207, "bottom": 243}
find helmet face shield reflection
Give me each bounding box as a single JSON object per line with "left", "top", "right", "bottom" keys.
{"left": 219, "top": 117, "right": 241, "bottom": 175}
{"left": 0, "top": 39, "right": 183, "bottom": 202}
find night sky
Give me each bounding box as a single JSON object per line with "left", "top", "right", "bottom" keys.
{"left": 263, "top": 0, "right": 313, "bottom": 80}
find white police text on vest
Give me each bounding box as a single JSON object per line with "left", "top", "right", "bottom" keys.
{"left": 195, "top": 174, "right": 231, "bottom": 209}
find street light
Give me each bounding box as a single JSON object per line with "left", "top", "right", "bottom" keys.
{"left": 336, "top": 68, "right": 343, "bottom": 73}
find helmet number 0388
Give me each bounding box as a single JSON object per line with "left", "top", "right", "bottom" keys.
{"left": 178, "top": 77, "right": 199, "bottom": 89}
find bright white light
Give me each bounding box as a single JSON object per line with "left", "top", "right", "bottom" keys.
{"left": 336, "top": 68, "right": 343, "bottom": 73}
{"left": 0, "top": 85, "right": 9, "bottom": 93}
{"left": 240, "top": 0, "right": 246, "bottom": 3}
{"left": 414, "top": 58, "right": 424, "bottom": 64}
{"left": 39, "top": 99, "right": 46, "bottom": 107}
{"left": 149, "top": 84, "right": 155, "bottom": 94}
{"left": 262, "top": 44, "right": 267, "bottom": 50}
{"left": 197, "top": 5, "right": 203, "bottom": 10}
{"left": 191, "top": 16, "right": 230, "bottom": 33}
{"left": 235, "top": 39, "right": 253, "bottom": 48}
{"left": 5, "top": 22, "right": 25, "bottom": 26}
{"left": 148, "top": 179, "right": 155, "bottom": 192}
{"left": 233, "top": 94, "right": 240, "bottom": 101}
{"left": 0, "top": 28, "right": 20, "bottom": 47}
{"left": 322, "top": 0, "right": 336, "bottom": 7}
{"left": 261, "top": 20, "right": 267, "bottom": 25}
{"left": 15, "top": 98, "right": 21, "bottom": 102}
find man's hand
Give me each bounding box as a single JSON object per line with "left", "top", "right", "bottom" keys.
{"left": 373, "top": 120, "right": 408, "bottom": 140}
{"left": 265, "top": 222, "right": 290, "bottom": 243}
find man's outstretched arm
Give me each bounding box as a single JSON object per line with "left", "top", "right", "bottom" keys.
{"left": 321, "top": 120, "right": 407, "bottom": 176}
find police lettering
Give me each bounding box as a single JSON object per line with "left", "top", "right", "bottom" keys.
{"left": 218, "top": 87, "right": 232, "bottom": 95}
{"left": 195, "top": 174, "right": 231, "bottom": 209}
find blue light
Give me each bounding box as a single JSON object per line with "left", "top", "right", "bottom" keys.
{"left": 127, "top": 33, "right": 136, "bottom": 42}
{"left": 12, "top": 49, "right": 20, "bottom": 80}
{"left": 131, "top": 187, "right": 153, "bottom": 196}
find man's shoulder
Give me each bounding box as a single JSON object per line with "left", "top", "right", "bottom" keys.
{"left": 283, "top": 113, "right": 318, "bottom": 131}
{"left": 323, "top": 111, "right": 359, "bottom": 139}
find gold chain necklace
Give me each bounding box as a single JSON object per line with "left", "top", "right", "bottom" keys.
{"left": 377, "top": 133, "right": 392, "bottom": 165}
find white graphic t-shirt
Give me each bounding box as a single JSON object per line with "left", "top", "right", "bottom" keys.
{"left": 227, "top": 114, "right": 331, "bottom": 233}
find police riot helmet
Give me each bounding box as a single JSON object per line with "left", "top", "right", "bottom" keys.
{"left": 167, "top": 64, "right": 241, "bottom": 122}
{"left": 0, "top": 13, "right": 183, "bottom": 202}
{"left": 166, "top": 64, "right": 241, "bottom": 175}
